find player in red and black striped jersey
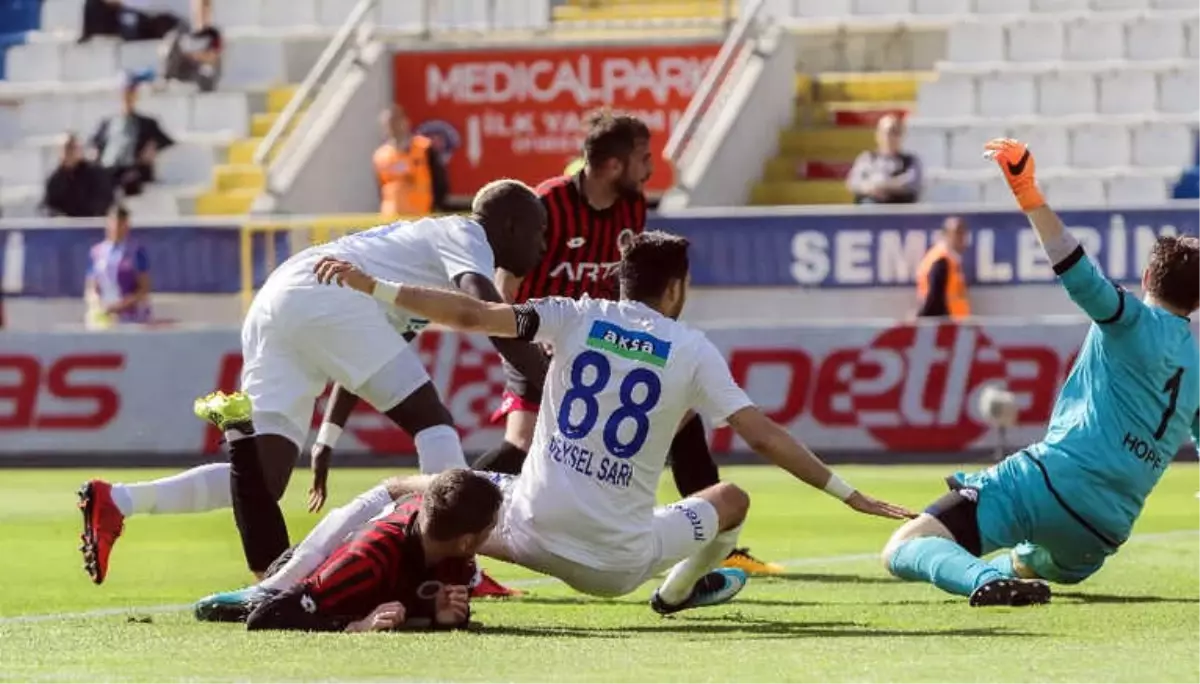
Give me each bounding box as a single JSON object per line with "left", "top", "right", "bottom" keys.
{"left": 476, "top": 110, "right": 784, "bottom": 577}
{"left": 242, "top": 469, "right": 499, "bottom": 633}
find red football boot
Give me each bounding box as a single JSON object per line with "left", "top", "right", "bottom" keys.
{"left": 471, "top": 570, "right": 522, "bottom": 599}
{"left": 78, "top": 480, "right": 125, "bottom": 585}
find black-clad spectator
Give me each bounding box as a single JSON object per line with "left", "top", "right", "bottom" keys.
{"left": 91, "top": 74, "right": 174, "bottom": 197}
{"left": 42, "top": 133, "right": 114, "bottom": 217}
{"left": 81, "top": 0, "right": 181, "bottom": 43}
{"left": 845, "top": 114, "right": 922, "bottom": 204}
{"left": 160, "top": 0, "right": 222, "bottom": 92}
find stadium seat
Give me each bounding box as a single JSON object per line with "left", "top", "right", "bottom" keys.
{"left": 214, "top": 0, "right": 263, "bottom": 29}
{"left": 1187, "top": 16, "right": 1200, "bottom": 58}
{"left": 912, "top": 0, "right": 972, "bottom": 14}
{"left": 40, "top": 0, "right": 82, "bottom": 37}
{"left": 1152, "top": 0, "right": 1197, "bottom": 9}
{"left": 904, "top": 123, "right": 949, "bottom": 169}
{"left": 139, "top": 93, "right": 192, "bottom": 138}
{"left": 975, "top": 0, "right": 1030, "bottom": 12}
{"left": 923, "top": 176, "right": 982, "bottom": 203}
{"left": 1127, "top": 15, "right": 1187, "bottom": 61}
{"left": 1106, "top": 172, "right": 1170, "bottom": 203}
{"left": 260, "top": 0, "right": 318, "bottom": 28}
{"left": 1037, "top": 69, "right": 1097, "bottom": 116}
{"left": 947, "top": 21, "right": 1005, "bottom": 63}
{"left": 1131, "top": 120, "right": 1196, "bottom": 167}
{"left": 6, "top": 41, "right": 63, "bottom": 82}
{"left": 1157, "top": 65, "right": 1200, "bottom": 114}
{"left": 853, "top": 0, "right": 912, "bottom": 15}
{"left": 0, "top": 145, "right": 45, "bottom": 187}
{"left": 220, "top": 38, "right": 287, "bottom": 88}
{"left": 1098, "top": 68, "right": 1157, "bottom": 115}
{"left": 157, "top": 140, "right": 219, "bottom": 185}
{"left": 915, "top": 73, "right": 975, "bottom": 117}
{"left": 1071, "top": 123, "right": 1132, "bottom": 168}
{"left": 1005, "top": 18, "right": 1065, "bottom": 62}
{"left": 788, "top": 0, "right": 854, "bottom": 17}
{"left": 18, "top": 94, "right": 75, "bottom": 137}
{"left": 1009, "top": 122, "right": 1071, "bottom": 169}
{"left": 118, "top": 40, "right": 163, "bottom": 73}
{"left": 1064, "top": 16, "right": 1126, "bottom": 62}
{"left": 1031, "top": 0, "right": 1090, "bottom": 11}
{"left": 980, "top": 173, "right": 1014, "bottom": 204}
{"left": 191, "top": 92, "right": 251, "bottom": 137}
{"left": 977, "top": 72, "right": 1036, "bottom": 117}
{"left": 61, "top": 40, "right": 119, "bottom": 83}
{"left": 947, "top": 125, "right": 993, "bottom": 169}
{"left": 319, "top": 0, "right": 364, "bottom": 26}
{"left": 1041, "top": 174, "right": 1106, "bottom": 205}
{"left": 1092, "top": 0, "right": 1151, "bottom": 9}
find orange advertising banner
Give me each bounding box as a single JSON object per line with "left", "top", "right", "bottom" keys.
{"left": 392, "top": 42, "right": 720, "bottom": 197}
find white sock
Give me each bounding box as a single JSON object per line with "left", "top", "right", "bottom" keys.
{"left": 657, "top": 524, "right": 743, "bottom": 605}
{"left": 258, "top": 484, "right": 394, "bottom": 592}
{"left": 112, "top": 463, "right": 232, "bottom": 518}
{"left": 414, "top": 424, "right": 467, "bottom": 474}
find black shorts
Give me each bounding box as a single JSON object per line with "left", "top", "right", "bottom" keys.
{"left": 501, "top": 351, "right": 549, "bottom": 403}
{"left": 924, "top": 476, "right": 984, "bottom": 556}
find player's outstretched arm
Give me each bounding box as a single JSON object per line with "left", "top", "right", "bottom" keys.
{"left": 307, "top": 384, "right": 361, "bottom": 512}
{"left": 313, "top": 257, "right": 519, "bottom": 337}
{"left": 725, "top": 407, "right": 914, "bottom": 520}
{"left": 985, "top": 138, "right": 1141, "bottom": 327}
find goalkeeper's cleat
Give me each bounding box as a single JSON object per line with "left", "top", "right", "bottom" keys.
{"left": 650, "top": 568, "right": 748, "bottom": 616}
{"left": 722, "top": 547, "right": 785, "bottom": 576}
{"left": 194, "top": 586, "right": 276, "bottom": 623}
{"left": 983, "top": 138, "right": 1046, "bottom": 212}
{"left": 193, "top": 390, "right": 253, "bottom": 433}
{"left": 969, "top": 578, "right": 1051, "bottom": 608}
{"left": 78, "top": 480, "right": 124, "bottom": 585}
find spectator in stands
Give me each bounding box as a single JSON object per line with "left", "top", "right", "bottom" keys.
{"left": 91, "top": 74, "right": 174, "bottom": 198}
{"left": 42, "top": 133, "right": 114, "bottom": 218}
{"left": 373, "top": 106, "right": 448, "bottom": 218}
{"left": 914, "top": 216, "right": 971, "bottom": 320}
{"left": 84, "top": 204, "right": 151, "bottom": 327}
{"left": 160, "top": 0, "right": 222, "bottom": 92}
{"left": 81, "top": 0, "right": 182, "bottom": 43}
{"left": 845, "top": 114, "right": 922, "bottom": 204}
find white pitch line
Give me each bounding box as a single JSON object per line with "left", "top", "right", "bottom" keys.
{"left": 2, "top": 529, "right": 1194, "bottom": 626}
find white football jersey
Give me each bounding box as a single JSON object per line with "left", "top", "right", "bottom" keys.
{"left": 266, "top": 215, "right": 495, "bottom": 335}
{"left": 508, "top": 296, "right": 753, "bottom": 571}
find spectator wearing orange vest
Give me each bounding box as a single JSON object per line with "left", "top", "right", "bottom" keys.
{"left": 915, "top": 216, "right": 971, "bottom": 319}
{"left": 373, "top": 106, "right": 448, "bottom": 218}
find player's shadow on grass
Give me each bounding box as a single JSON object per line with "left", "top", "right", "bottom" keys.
{"left": 475, "top": 618, "right": 1040, "bottom": 640}
{"left": 512, "top": 595, "right": 823, "bottom": 608}
{"left": 1055, "top": 591, "right": 1199, "bottom": 605}
{"left": 766, "top": 571, "right": 897, "bottom": 585}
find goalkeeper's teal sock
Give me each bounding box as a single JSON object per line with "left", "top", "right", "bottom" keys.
{"left": 988, "top": 551, "right": 1017, "bottom": 578}
{"left": 888, "top": 537, "right": 1003, "bottom": 597}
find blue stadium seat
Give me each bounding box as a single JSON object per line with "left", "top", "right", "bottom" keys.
{"left": 0, "top": 0, "right": 41, "bottom": 79}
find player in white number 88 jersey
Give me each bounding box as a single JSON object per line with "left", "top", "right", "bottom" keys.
{"left": 313, "top": 231, "right": 914, "bottom": 612}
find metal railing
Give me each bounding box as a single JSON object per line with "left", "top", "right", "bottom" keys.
{"left": 662, "top": 0, "right": 769, "bottom": 177}
{"left": 252, "top": 0, "right": 381, "bottom": 169}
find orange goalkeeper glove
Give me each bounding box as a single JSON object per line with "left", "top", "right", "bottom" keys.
{"left": 983, "top": 138, "right": 1046, "bottom": 213}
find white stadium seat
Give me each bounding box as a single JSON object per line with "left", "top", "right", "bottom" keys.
{"left": 947, "top": 125, "right": 994, "bottom": 169}
{"left": 41, "top": 0, "right": 83, "bottom": 35}
{"left": 1042, "top": 174, "right": 1106, "bottom": 205}
{"left": 1106, "top": 173, "right": 1170, "bottom": 204}
{"left": 1005, "top": 19, "right": 1065, "bottom": 62}
{"left": 916, "top": 73, "right": 976, "bottom": 117}
{"left": 851, "top": 0, "right": 907, "bottom": 15}
{"left": 319, "top": 0, "right": 366, "bottom": 26}
{"left": 74, "top": 93, "right": 117, "bottom": 134}
{"left": 904, "top": 123, "right": 950, "bottom": 169}
{"left": 191, "top": 93, "right": 250, "bottom": 137}
{"left": 213, "top": 0, "right": 263, "bottom": 29}
{"left": 1037, "top": 70, "right": 1097, "bottom": 116}
{"left": 0, "top": 146, "right": 46, "bottom": 187}
{"left": 1131, "top": 121, "right": 1196, "bottom": 167}
{"left": 1152, "top": 0, "right": 1197, "bottom": 9}
{"left": 157, "top": 142, "right": 217, "bottom": 185}
{"left": 1157, "top": 65, "right": 1200, "bottom": 114}
{"left": 139, "top": 93, "right": 191, "bottom": 138}
{"left": 789, "top": 0, "right": 855, "bottom": 17}
{"left": 1032, "top": 0, "right": 1090, "bottom": 11}
{"left": 61, "top": 41, "right": 119, "bottom": 83}
{"left": 912, "top": 0, "right": 972, "bottom": 14}
{"left": 1064, "top": 17, "right": 1126, "bottom": 62}
{"left": 947, "top": 22, "right": 1006, "bottom": 63}
{"left": 1098, "top": 68, "right": 1158, "bottom": 115}
{"left": 1127, "top": 15, "right": 1187, "bottom": 61}
{"left": 924, "top": 177, "right": 982, "bottom": 204}
{"left": 221, "top": 38, "right": 287, "bottom": 87}
{"left": 1186, "top": 17, "right": 1200, "bottom": 59}
{"left": 6, "top": 42, "right": 63, "bottom": 82}
{"left": 1092, "top": 0, "right": 1151, "bottom": 9}
{"left": 118, "top": 40, "right": 163, "bottom": 73}
{"left": 1071, "top": 123, "right": 1132, "bottom": 168}
{"left": 976, "top": 0, "right": 1030, "bottom": 12}
{"left": 981, "top": 174, "right": 1015, "bottom": 205}
{"left": 123, "top": 188, "right": 182, "bottom": 218}
{"left": 978, "top": 72, "right": 1036, "bottom": 117}
{"left": 260, "top": 0, "right": 318, "bottom": 27}
{"left": 1010, "top": 122, "right": 1071, "bottom": 169}
{"left": 19, "top": 95, "right": 75, "bottom": 137}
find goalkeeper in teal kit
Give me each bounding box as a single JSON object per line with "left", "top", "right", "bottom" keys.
{"left": 882, "top": 138, "right": 1200, "bottom": 607}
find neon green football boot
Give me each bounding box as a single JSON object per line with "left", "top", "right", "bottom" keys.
{"left": 193, "top": 390, "right": 253, "bottom": 431}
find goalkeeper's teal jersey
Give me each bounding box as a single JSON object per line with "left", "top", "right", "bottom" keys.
{"left": 1028, "top": 244, "right": 1199, "bottom": 544}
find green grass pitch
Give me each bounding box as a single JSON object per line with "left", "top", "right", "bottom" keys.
{"left": 1, "top": 464, "right": 1196, "bottom": 682}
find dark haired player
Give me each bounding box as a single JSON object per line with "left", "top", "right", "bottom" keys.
{"left": 479, "top": 110, "right": 785, "bottom": 578}
{"left": 310, "top": 232, "right": 912, "bottom": 614}
{"left": 78, "top": 180, "right": 549, "bottom": 594}
{"left": 882, "top": 139, "right": 1200, "bottom": 606}
{"left": 207, "top": 469, "right": 498, "bottom": 632}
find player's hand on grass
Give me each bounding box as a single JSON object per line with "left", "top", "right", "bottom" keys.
{"left": 434, "top": 584, "right": 470, "bottom": 626}
{"left": 346, "top": 601, "right": 406, "bottom": 633}
{"left": 843, "top": 491, "right": 916, "bottom": 520}
{"left": 983, "top": 138, "right": 1046, "bottom": 212}
{"left": 314, "top": 257, "right": 376, "bottom": 295}
{"left": 307, "top": 444, "right": 331, "bottom": 513}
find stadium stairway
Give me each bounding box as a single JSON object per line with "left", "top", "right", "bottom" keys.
{"left": 552, "top": 0, "right": 730, "bottom": 23}
{"left": 752, "top": 71, "right": 930, "bottom": 206}
{"left": 194, "top": 84, "right": 298, "bottom": 215}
